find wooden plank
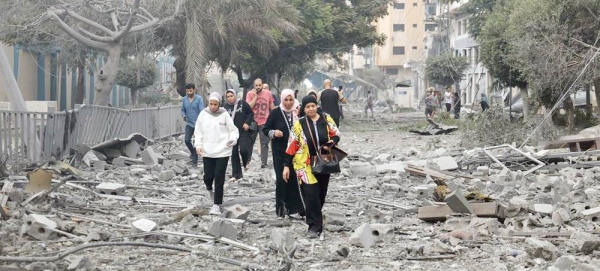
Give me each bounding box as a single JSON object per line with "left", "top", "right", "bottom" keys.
{"left": 418, "top": 202, "right": 505, "bottom": 222}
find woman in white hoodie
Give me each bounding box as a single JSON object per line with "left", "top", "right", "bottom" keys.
{"left": 194, "top": 92, "right": 239, "bottom": 215}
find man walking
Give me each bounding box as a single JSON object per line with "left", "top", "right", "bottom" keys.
{"left": 246, "top": 78, "right": 276, "bottom": 168}
{"left": 319, "top": 79, "right": 346, "bottom": 127}
{"left": 181, "top": 83, "right": 204, "bottom": 165}
{"left": 364, "top": 90, "right": 374, "bottom": 118}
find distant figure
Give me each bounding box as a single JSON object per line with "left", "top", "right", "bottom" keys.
{"left": 364, "top": 90, "right": 374, "bottom": 118}
{"left": 453, "top": 92, "right": 461, "bottom": 119}
{"left": 264, "top": 83, "right": 280, "bottom": 106}
{"left": 338, "top": 86, "right": 345, "bottom": 120}
{"left": 480, "top": 93, "right": 489, "bottom": 112}
{"left": 425, "top": 87, "right": 439, "bottom": 128}
{"left": 247, "top": 78, "right": 276, "bottom": 168}
{"left": 319, "top": 79, "right": 347, "bottom": 127}
{"left": 444, "top": 87, "right": 453, "bottom": 112}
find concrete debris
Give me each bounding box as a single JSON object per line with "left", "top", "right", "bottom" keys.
{"left": 2, "top": 109, "right": 600, "bottom": 269}
{"left": 349, "top": 223, "right": 375, "bottom": 249}
{"left": 132, "top": 218, "right": 157, "bottom": 232}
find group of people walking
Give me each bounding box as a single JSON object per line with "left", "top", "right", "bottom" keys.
{"left": 180, "top": 78, "right": 346, "bottom": 238}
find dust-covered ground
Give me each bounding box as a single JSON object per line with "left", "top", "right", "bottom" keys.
{"left": 1, "top": 104, "right": 599, "bottom": 271}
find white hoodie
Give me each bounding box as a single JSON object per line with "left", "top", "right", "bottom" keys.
{"left": 193, "top": 107, "right": 239, "bottom": 158}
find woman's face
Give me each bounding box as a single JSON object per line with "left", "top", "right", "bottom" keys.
{"left": 226, "top": 92, "right": 236, "bottom": 104}
{"left": 209, "top": 100, "right": 220, "bottom": 112}
{"left": 283, "top": 95, "right": 294, "bottom": 109}
{"left": 304, "top": 103, "right": 317, "bottom": 117}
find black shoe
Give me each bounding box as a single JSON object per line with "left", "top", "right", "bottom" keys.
{"left": 307, "top": 231, "right": 319, "bottom": 239}
{"left": 261, "top": 164, "right": 268, "bottom": 169}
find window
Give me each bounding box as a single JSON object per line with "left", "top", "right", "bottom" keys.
{"left": 393, "top": 46, "right": 405, "bottom": 55}
{"left": 393, "top": 24, "right": 405, "bottom": 32}
{"left": 386, "top": 68, "right": 399, "bottom": 75}
{"left": 412, "top": 46, "right": 418, "bottom": 50}
{"left": 425, "top": 24, "right": 437, "bottom": 31}
{"left": 457, "top": 21, "right": 462, "bottom": 35}
{"left": 413, "top": 24, "right": 417, "bottom": 28}
{"left": 393, "top": 2, "right": 405, "bottom": 9}
{"left": 413, "top": 3, "right": 418, "bottom": 6}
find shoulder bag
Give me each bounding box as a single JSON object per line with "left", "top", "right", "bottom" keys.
{"left": 305, "top": 118, "right": 341, "bottom": 174}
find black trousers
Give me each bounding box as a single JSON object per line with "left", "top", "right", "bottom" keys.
{"left": 300, "top": 173, "right": 330, "bottom": 233}
{"left": 445, "top": 103, "right": 451, "bottom": 112}
{"left": 203, "top": 157, "right": 229, "bottom": 205}
{"left": 274, "top": 155, "right": 304, "bottom": 217}
{"left": 184, "top": 126, "right": 198, "bottom": 163}
{"left": 481, "top": 101, "right": 489, "bottom": 111}
{"left": 231, "top": 132, "right": 253, "bottom": 179}
{"left": 332, "top": 117, "right": 340, "bottom": 127}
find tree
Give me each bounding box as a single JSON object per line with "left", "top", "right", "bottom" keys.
{"left": 503, "top": 0, "right": 600, "bottom": 131}
{"left": 115, "top": 57, "right": 158, "bottom": 105}
{"left": 43, "top": 0, "right": 162, "bottom": 105}
{"left": 425, "top": 54, "right": 470, "bottom": 87}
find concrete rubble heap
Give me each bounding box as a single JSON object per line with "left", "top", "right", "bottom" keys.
{"left": 1, "top": 108, "right": 600, "bottom": 270}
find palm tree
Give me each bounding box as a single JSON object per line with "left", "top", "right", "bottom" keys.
{"left": 156, "top": 0, "right": 301, "bottom": 97}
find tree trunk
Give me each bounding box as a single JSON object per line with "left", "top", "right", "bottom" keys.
{"left": 174, "top": 57, "right": 186, "bottom": 97}
{"left": 594, "top": 78, "right": 600, "bottom": 113}
{"left": 130, "top": 88, "right": 138, "bottom": 105}
{"left": 521, "top": 86, "right": 529, "bottom": 122}
{"left": 586, "top": 84, "right": 592, "bottom": 117}
{"left": 93, "top": 45, "right": 121, "bottom": 105}
{"left": 75, "top": 52, "right": 85, "bottom": 104}
{"left": 565, "top": 95, "right": 575, "bottom": 132}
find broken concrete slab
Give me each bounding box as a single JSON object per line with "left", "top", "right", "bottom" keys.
{"left": 132, "top": 219, "right": 157, "bottom": 232}
{"left": 349, "top": 162, "right": 376, "bottom": 176}
{"left": 349, "top": 223, "right": 375, "bottom": 249}
{"left": 580, "top": 206, "right": 600, "bottom": 221}
{"left": 141, "top": 146, "right": 159, "bottom": 166}
{"left": 570, "top": 232, "right": 600, "bottom": 254}
{"left": 418, "top": 202, "right": 505, "bottom": 222}
{"left": 158, "top": 170, "right": 176, "bottom": 182}
{"left": 326, "top": 211, "right": 346, "bottom": 226}
{"left": 531, "top": 204, "right": 553, "bottom": 215}
{"left": 223, "top": 204, "right": 250, "bottom": 220}
{"left": 67, "top": 256, "right": 92, "bottom": 270}
{"left": 209, "top": 220, "right": 238, "bottom": 241}
{"left": 96, "top": 183, "right": 126, "bottom": 195}
{"left": 271, "top": 229, "right": 295, "bottom": 253}
{"left": 369, "top": 224, "right": 394, "bottom": 242}
{"left": 24, "top": 214, "right": 58, "bottom": 240}
{"left": 82, "top": 151, "right": 100, "bottom": 167}
{"left": 25, "top": 169, "right": 52, "bottom": 194}
{"left": 123, "top": 140, "right": 141, "bottom": 158}
{"left": 526, "top": 238, "right": 560, "bottom": 261}
{"left": 172, "top": 161, "right": 188, "bottom": 174}
{"left": 93, "top": 160, "right": 107, "bottom": 170}
{"left": 112, "top": 157, "right": 127, "bottom": 167}
{"left": 104, "top": 148, "right": 122, "bottom": 159}
{"left": 410, "top": 156, "right": 458, "bottom": 171}
{"left": 444, "top": 190, "right": 475, "bottom": 214}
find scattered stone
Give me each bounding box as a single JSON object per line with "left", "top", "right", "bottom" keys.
{"left": 123, "top": 140, "right": 142, "bottom": 158}
{"left": 140, "top": 146, "right": 159, "bottom": 165}
{"left": 223, "top": 204, "right": 250, "bottom": 220}
{"left": 526, "top": 238, "right": 560, "bottom": 261}
{"left": 23, "top": 214, "right": 58, "bottom": 240}
{"left": 132, "top": 219, "right": 157, "bottom": 232}
{"left": 349, "top": 223, "right": 375, "bottom": 249}
{"left": 326, "top": 211, "right": 346, "bottom": 226}
{"left": 67, "top": 256, "right": 92, "bottom": 270}
{"left": 158, "top": 170, "right": 176, "bottom": 182}
{"left": 444, "top": 190, "right": 474, "bottom": 214}
{"left": 96, "top": 182, "right": 126, "bottom": 195}
{"left": 209, "top": 220, "right": 238, "bottom": 240}
{"left": 570, "top": 232, "right": 600, "bottom": 254}
{"left": 271, "top": 229, "right": 295, "bottom": 253}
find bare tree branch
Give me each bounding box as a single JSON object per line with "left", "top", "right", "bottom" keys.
{"left": 53, "top": 7, "right": 115, "bottom": 36}
{"left": 113, "top": 0, "right": 141, "bottom": 40}
{"left": 87, "top": 1, "right": 117, "bottom": 14}
{"left": 77, "top": 27, "right": 114, "bottom": 43}
{"left": 128, "top": 18, "right": 159, "bottom": 33}
{"left": 47, "top": 10, "right": 110, "bottom": 51}
{"left": 111, "top": 11, "right": 120, "bottom": 31}
{"left": 572, "top": 38, "right": 600, "bottom": 51}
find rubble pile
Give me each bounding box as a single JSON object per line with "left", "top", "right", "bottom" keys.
{"left": 1, "top": 109, "right": 600, "bottom": 270}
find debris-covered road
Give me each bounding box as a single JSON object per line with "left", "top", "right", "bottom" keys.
{"left": 1, "top": 106, "right": 600, "bottom": 271}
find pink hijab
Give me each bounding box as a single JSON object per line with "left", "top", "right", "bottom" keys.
{"left": 280, "top": 89, "right": 300, "bottom": 118}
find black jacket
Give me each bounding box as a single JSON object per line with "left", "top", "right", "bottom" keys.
{"left": 223, "top": 100, "right": 254, "bottom": 131}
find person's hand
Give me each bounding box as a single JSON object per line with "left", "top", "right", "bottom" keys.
{"left": 226, "top": 139, "right": 236, "bottom": 147}
{"left": 322, "top": 140, "right": 334, "bottom": 151}
{"left": 242, "top": 123, "right": 249, "bottom": 131}
{"left": 196, "top": 147, "right": 202, "bottom": 156}
{"left": 282, "top": 166, "right": 290, "bottom": 183}
{"left": 251, "top": 89, "right": 258, "bottom": 97}
{"left": 274, "top": 130, "right": 284, "bottom": 138}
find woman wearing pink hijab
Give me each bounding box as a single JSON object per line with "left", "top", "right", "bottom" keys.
{"left": 263, "top": 89, "right": 304, "bottom": 219}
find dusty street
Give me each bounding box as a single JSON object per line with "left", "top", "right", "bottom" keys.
{"left": 1, "top": 105, "right": 599, "bottom": 271}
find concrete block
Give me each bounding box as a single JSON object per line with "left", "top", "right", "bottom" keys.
{"left": 140, "top": 146, "right": 159, "bottom": 165}
{"left": 112, "top": 157, "right": 126, "bottom": 167}
{"left": 208, "top": 220, "right": 238, "bottom": 240}
{"left": 412, "top": 185, "right": 432, "bottom": 199}
{"left": 223, "top": 204, "right": 250, "bottom": 220}
{"left": 163, "top": 159, "right": 174, "bottom": 167}
{"left": 526, "top": 238, "right": 559, "bottom": 261}
{"left": 122, "top": 140, "right": 141, "bottom": 158}
{"left": 67, "top": 256, "right": 92, "bottom": 270}
{"left": 532, "top": 204, "right": 553, "bottom": 215}
{"left": 173, "top": 161, "right": 187, "bottom": 174}
{"left": 433, "top": 156, "right": 458, "bottom": 171}
{"left": 271, "top": 229, "right": 295, "bottom": 253}
{"left": 553, "top": 256, "right": 576, "bottom": 271}
{"left": 158, "top": 170, "right": 176, "bottom": 182}
{"left": 551, "top": 208, "right": 571, "bottom": 225}
{"left": 24, "top": 214, "right": 58, "bottom": 240}
{"left": 326, "top": 211, "right": 346, "bottom": 226}
{"left": 382, "top": 183, "right": 401, "bottom": 193}
{"left": 82, "top": 151, "right": 100, "bottom": 167}
{"left": 96, "top": 183, "right": 126, "bottom": 195}
{"left": 349, "top": 223, "right": 375, "bottom": 249}
{"left": 581, "top": 206, "right": 600, "bottom": 221}
{"left": 132, "top": 219, "right": 157, "bottom": 232}
{"left": 369, "top": 224, "right": 394, "bottom": 242}
{"left": 93, "top": 160, "right": 107, "bottom": 170}
{"left": 104, "top": 148, "right": 122, "bottom": 159}
{"left": 570, "top": 232, "right": 600, "bottom": 254}
{"left": 444, "top": 190, "right": 474, "bottom": 214}
{"left": 375, "top": 153, "right": 392, "bottom": 163}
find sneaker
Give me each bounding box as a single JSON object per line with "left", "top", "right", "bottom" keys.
{"left": 261, "top": 164, "right": 268, "bottom": 169}
{"left": 209, "top": 204, "right": 221, "bottom": 215}
{"left": 229, "top": 177, "right": 237, "bottom": 182}
{"left": 306, "top": 230, "right": 319, "bottom": 239}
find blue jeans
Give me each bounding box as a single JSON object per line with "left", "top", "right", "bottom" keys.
{"left": 185, "top": 125, "right": 198, "bottom": 163}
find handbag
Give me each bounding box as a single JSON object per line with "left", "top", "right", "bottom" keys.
{"left": 305, "top": 118, "right": 341, "bottom": 174}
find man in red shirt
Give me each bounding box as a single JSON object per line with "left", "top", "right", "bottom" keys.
{"left": 246, "top": 78, "right": 276, "bottom": 168}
